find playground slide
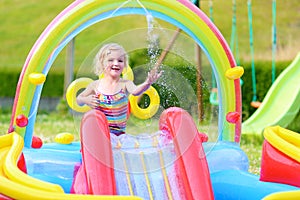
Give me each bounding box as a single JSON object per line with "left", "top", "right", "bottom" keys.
{"left": 74, "top": 108, "right": 214, "bottom": 199}
{"left": 72, "top": 110, "right": 117, "bottom": 194}
{"left": 159, "top": 107, "right": 214, "bottom": 199}
{"left": 242, "top": 53, "right": 300, "bottom": 135}
{"left": 0, "top": 133, "right": 141, "bottom": 200}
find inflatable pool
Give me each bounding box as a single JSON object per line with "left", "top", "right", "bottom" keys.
{"left": 1, "top": 0, "right": 300, "bottom": 199}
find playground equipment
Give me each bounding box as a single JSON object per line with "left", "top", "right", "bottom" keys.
{"left": 1, "top": 0, "right": 300, "bottom": 199}
{"left": 247, "top": 0, "right": 277, "bottom": 108}
{"left": 247, "top": 0, "right": 261, "bottom": 108}
{"left": 0, "top": 132, "right": 140, "bottom": 200}
{"left": 242, "top": 52, "right": 300, "bottom": 135}
{"left": 207, "top": 0, "right": 219, "bottom": 106}
{"left": 230, "top": 0, "right": 240, "bottom": 66}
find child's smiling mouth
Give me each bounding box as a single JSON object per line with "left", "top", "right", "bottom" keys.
{"left": 111, "top": 66, "right": 120, "bottom": 71}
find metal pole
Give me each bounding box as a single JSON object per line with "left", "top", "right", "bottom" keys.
{"left": 155, "top": 28, "right": 181, "bottom": 68}
{"left": 195, "top": 0, "right": 204, "bottom": 122}
{"left": 195, "top": 45, "right": 204, "bottom": 122}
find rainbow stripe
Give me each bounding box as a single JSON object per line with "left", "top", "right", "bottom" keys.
{"left": 9, "top": 0, "right": 242, "bottom": 146}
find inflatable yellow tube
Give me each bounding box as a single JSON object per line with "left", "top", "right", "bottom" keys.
{"left": 3, "top": 133, "right": 64, "bottom": 193}
{"left": 66, "top": 77, "right": 93, "bottom": 113}
{"left": 263, "top": 190, "right": 300, "bottom": 200}
{"left": 263, "top": 126, "right": 300, "bottom": 163}
{"left": 129, "top": 86, "right": 160, "bottom": 120}
{"left": 0, "top": 133, "right": 142, "bottom": 200}
{"left": 122, "top": 65, "right": 134, "bottom": 81}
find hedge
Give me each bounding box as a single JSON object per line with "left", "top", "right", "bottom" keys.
{"left": 0, "top": 70, "right": 64, "bottom": 97}
{"left": 0, "top": 59, "right": 292, "bottom": 121}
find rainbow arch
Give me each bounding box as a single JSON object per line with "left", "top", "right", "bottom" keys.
{"left": 9, "top": 0, "right": 242, "bottom": 146}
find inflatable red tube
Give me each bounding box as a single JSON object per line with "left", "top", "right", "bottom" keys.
{"left": 72, "top": 110, "right": 116, "bottom": 195}
{"left": 159, "top": 107, "right": 214, "bottom": 200}
{"left": 260, "top": 140, "right": 300, "bottom": 187}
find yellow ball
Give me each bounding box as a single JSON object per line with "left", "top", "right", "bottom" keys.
{"left": 55, "top": 132, "right": 74, "bottom": 144}
{"left": 225, "top": 66, "right": 244, "bottom": 80}
{"left": 28, "top": 73, "right": 46, "bottom": 85}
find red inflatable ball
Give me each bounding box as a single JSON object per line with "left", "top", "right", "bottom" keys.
{"left": 16, "top": 114, "right": 28, "bottom": 127}
{"left": 31, "top": 135, "right": 43, "bottom": 148}
{"left": 226, "top": 111, "right": 240, "bottom": 124}
{"left": 17, "top": 153, "right": 27, "bottom": 173}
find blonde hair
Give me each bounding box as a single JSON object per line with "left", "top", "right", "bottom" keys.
{"left": 93, "top": 43, "right": 128, "bottom": 76}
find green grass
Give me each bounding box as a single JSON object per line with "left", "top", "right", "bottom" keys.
{"left": 0, "top": 0, "right": 73, "bottom": 69}
{"left": 0, "top": 0, "right": 299, "bottom": 72}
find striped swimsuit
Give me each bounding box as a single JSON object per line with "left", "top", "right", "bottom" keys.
{"left": 95, "top": 89, "right": 128, "bottom": 136}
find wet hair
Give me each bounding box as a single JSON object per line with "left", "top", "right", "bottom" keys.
{"left": 93, "top": 43, "right": 128, "bottom": 76}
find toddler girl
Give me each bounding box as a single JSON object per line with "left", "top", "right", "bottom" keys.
{"left": 77, "top": 43, "right": 162, "bottom": 136}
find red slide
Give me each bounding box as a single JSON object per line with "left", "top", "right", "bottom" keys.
{"left": 72, "top": 109, "right": 116, "bottom": 195}
{"left": 159, "top": 107, "right": 214, "bottom": 200}
{"left": 72, "top": 108, "right": 213, "bottom": 199}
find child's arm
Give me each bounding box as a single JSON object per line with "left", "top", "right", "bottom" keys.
{"left": 125, "top": 81, "right": 151, "bottom": 96}
{"left": 76, "top": 81, "right": 98, "bottom": 108}
{"left": 126, "top": 67, "right": 162, "bottom": 96}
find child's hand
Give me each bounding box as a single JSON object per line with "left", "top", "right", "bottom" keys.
{"left": 85, "top": 95, "right": 98, "bottom": 109}
{"left": 146, "top": 66, "right": 163, "bottom": 84}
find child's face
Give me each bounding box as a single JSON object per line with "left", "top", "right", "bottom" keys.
{"left": 104, "top": 49, "right": 126, "bottom": 78}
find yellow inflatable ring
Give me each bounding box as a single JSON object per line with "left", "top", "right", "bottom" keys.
{"left": 66, "top": 77, "right": 93, "bottom": 112}
{"left": 122, "top": 65, "right": 134, "bottom": 81}
{"left": 129, "top": 86, "right": 160, "bottom": 120}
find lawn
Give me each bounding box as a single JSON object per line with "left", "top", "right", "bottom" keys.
{"left": 1, "top": 0, "right": 299, "bottom": 71}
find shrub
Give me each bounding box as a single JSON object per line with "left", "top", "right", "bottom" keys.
{"left": 0, "top": 58, "right": 297, "bottom": 130}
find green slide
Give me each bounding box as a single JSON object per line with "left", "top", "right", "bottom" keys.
{"left": 242, "top": 52, "right": 300, "bottom": 135}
